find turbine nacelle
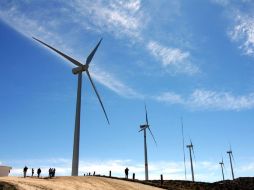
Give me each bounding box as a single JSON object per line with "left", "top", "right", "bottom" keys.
{"left": 186, "top": 144, "right": 193, "bottom": 148}
{"left": 139, "top": 124, "right": 149, "bottom": 132}
{"left": 72, "top": 64, "right": 88, "bottom": 75}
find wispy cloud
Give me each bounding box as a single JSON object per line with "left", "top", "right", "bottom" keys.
{"left": 69, "top": 0, "right": 145, "bottom": 40}
{"left": 91, "top": 67, "right": 143, "bottom": 99}
{"left": 155, "top": 89, "right": 254, "bottom": 111}
{"left": 212, "top": 0, "right": 254, "bottom": 56}
{"left": 147, "top": 41, "right": 200, "bottom": 75}
{"left": 229, "top": 12, "right": 254, "bottom": 56}
{"left": 155, "top": 91, "right": 184, "bottom": 105}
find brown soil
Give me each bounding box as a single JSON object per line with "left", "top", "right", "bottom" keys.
{"left": 0, "top": 176, "right": 163, "bottom": 190}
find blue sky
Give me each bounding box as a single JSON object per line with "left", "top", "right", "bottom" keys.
{"left": 1, "top": 0, "right": 254, "bottom": 182}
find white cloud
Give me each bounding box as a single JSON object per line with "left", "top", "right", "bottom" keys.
{"left": 229, "top": 12, "right": 254, "bottom": 56}
{"left": 147, "top": 41, "right": 199, "bottom": 75}
{"left": 69, "top": 0, "right": 145, "bottom": 40}
{"left": 147, "top": 41, "right": 189, "bottom": 66}
{"left": 155, "top": 89, "right": 254, "bottom": 111}
{"left": 189, "top": 89, "right": 254, "bottom": 110}
{"left": 238, "top": 162, "right": 254, "bottom": 172}
{"left": 213, "top": 0, "right": 254, "bottom": 56}
{"left": 91, "top": 67, "right": 143, "bottom": 99}
{"left": 155, "top": 92, "right": 184, "bottom": 104}
{"left": 7, "top": 158, "right": 254, "bottom": 182}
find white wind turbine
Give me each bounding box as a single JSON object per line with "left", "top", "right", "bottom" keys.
{"left": 186, "top": 140, "right": 195, "bottom": 182}
{"left": 227, "top": 145, "right": 235, "bottom": 180}
{"left": 139, "top": 104, "right": 157, "bottom": 181}
{"left": 33, "top": 37, "right": 110, "bottom": 176}
{"left": 219, "top": 157, "right": 225, "bottom": 181}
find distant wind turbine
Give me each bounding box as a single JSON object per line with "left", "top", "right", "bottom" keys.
{"left": 33, "top": 37, "right": 110, "bottom": 176}
{"left": 139, "top": 104, "right": 157, "bottom": 181}
{"left": 186, "top": 140, "right": 195, "bottom": 182}
{"left": 219, "top": 158, "right": 225, "bottom": 181}
{"left": 180, "top": 118, "right": 187, "bottom": 180}
{"left": 227, "top": 145, "right": 235, "bottom": 180}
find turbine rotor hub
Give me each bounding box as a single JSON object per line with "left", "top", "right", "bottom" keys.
{"left": 140, "top": 124, "right": 149, "bottom": 130}
{"left": 72, "top": 64, "right": 88, "bottom": 75}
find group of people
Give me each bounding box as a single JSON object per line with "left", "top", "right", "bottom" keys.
{"left": 48, "top": 168, "right": 56, "bottom": 178}
{"left": 83, "top": 168, "right": 130, "bottom": 179}
{"left": 23, "top": 166, "right": 41, "bottom": 178}
{"left": 83, "top": 171, "right": 95, "bottom": 176}
{"left": 23, "top": 166, "right": 56, "bottom": 178}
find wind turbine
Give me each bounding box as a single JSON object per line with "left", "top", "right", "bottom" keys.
{"left": 227, "top": 146, "right": 235, "bottom": 180}
{"left": 219, "top": 158, "right": 225, "bottom": 181}
{"left": 139, "top": 104, "right": 157, "bottom": 181}
{"left": 33, "top": 37, "right": 109, "bottom": 176}
{"left": 186, "top": 140, "right": 195, "bottom": 182}
{"left": 180, "top": 118, "right": 187, "bottom": 180}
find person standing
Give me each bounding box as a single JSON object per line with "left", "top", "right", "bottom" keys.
{"left": 37, "top": 168, "right": 41, "bottom": 178}
{"left": 49, "top": 168, "right": 52, "bottom": 178}
{"left": 53, "top": 168, "right": 56, "bottom": 177}
{"left": 125, "top": 167, "right": 129, "bottom": 179}
{"left": 23, "top": 166, "right": 28, "bottom": 178}
{"left": 32, "top": 168, "right": 34, "bottom": 177}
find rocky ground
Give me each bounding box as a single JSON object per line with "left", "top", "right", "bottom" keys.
{"left": 144, "top": 177, "right": 254, "bottom": 190}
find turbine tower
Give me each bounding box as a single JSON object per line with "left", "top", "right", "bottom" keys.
{"left": 219, "top": 158, "right": 225, "bottom": 181}
{"left": 186, "top": 140, "right": 195, "bottom": 182}
{"left": 227, "top": 147, "right": 235, "bottom": 180}
{"left": 139, "top": 104, "right": 157, "bottom": 181}
{"left": 33, "top": 37, "right": 109, "bottom": 176}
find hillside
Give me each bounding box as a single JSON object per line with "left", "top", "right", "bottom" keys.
{"left": 0, "top": 176, "right": 162, "bottom": 190}
{"left": 1, "top": 176, "right": 254, "bottom": 190}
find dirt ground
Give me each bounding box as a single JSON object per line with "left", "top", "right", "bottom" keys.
{"left": 0, "top": 176, "right": 163, "bottom": 190}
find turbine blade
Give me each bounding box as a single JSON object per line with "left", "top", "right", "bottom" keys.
{"left": 86, "top": 38, "right": 102, "bottom": 65}
{"left": 192, "top": 147, "right": 196, "bottom": 163}
{"left": 230, "top": 144, "right": 235, "bottom": 164}
{"left": 190, "top": 140, "right": 196, "bottom": 163}
{"left": 145, "top": 104, "right": 149, "bottom": 125}
{"left": 147, "top": 126, "right": 157, "bottom": 146}
{"left": 231, "top": 152, "right": 235, "bottom": 164}
{"left": 181, "top": 118, "right": 187, "bottom": 180}
{"left": 86, "top": 70, "right": 110, "bottom": 125}
{"left": 33, "top": 37, "right": 83, "bottom": 67}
